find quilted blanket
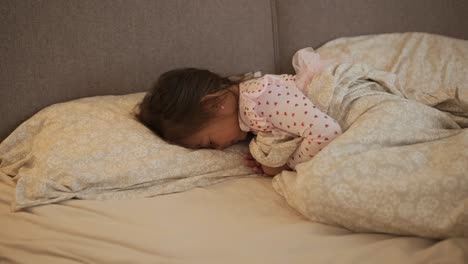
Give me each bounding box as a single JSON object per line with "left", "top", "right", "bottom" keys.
{"left": 272, "top": 40, "right": 468, "bottom": 238}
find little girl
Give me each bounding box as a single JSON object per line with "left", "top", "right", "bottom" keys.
{"left": 137, "top": 48, "right": 342, "bottom": 176}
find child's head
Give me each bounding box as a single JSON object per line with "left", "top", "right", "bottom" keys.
{"left": 137, "top": 68, "right": 248, "bottom": 149}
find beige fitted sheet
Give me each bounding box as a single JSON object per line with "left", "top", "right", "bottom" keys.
{"left": 0, "top": 171, "right": 466, "bottom": 264}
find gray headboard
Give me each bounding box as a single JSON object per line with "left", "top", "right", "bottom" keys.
{"left": 275, "top": 0, "right": 468, "bottom": 73}
{"left": 1, "top": 0, "right": 467, "bottom": 142}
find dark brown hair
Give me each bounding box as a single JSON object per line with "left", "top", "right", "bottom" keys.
{"left": 136, "top": 68, "right": 237, "bottom": 143}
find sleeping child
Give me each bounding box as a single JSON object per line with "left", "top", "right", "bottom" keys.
{"left": 136, "top": 48, "right": 342, "bottom": 176}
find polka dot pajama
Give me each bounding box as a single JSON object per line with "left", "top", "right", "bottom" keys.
{"left": 239, "top": 74, "right": 342, "bottom": 168}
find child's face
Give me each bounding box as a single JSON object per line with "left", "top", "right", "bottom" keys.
{"left": 181, "top": 89, "right": 247, "bottom": 150}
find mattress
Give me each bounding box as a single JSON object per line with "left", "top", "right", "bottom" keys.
{"left": 1, "top": 172, "right": 466, "bottom": 263}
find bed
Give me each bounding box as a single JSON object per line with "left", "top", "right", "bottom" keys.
{"left": 1, "top": 1, "right": 468, "bottom": 263}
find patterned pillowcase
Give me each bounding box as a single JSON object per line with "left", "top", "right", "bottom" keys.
{"left": 0, "top": 93, "right": 253, "bottom": 210}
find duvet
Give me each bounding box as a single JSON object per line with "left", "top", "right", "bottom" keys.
{"left": 272, "top": 35, "right": 468, "bottom": 238}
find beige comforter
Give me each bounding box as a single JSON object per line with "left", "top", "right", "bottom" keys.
{"left": 273, "top": 33, "right": 468, "bottom": 238}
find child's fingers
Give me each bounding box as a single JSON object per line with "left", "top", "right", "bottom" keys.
{"left": 243, "top": 159, "right": 256, "bottom": 167}
{"left": 252, "top": 166, "right": 263, "bottom": 175}
{"left": 243, "top": 153, "right": 254, "bottom": 160}
{"left": 244, "top": 160, "right": 263, "bottom": 170}
{"left": 244, "top": 159, "right": 262, "bottom": 168}
{"left": 243, "top": 153, "right": 261, "bottom": 167}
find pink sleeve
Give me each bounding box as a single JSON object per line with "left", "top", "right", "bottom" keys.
{"left": 256, "top": 75, "right": 342, "bottom": 169}
{"left": 292, "top": 47, "right": 333, "bottom": 91}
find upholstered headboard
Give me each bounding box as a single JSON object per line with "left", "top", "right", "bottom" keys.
{"left": 274, "top": 0, "right": 468, "bottom": 73}
{"left": 1, "top": 0, "right": 467, "bottom": 141}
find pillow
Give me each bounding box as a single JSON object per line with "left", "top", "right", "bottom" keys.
{"left": 0, "top": 93, "right": 254, "bottom": 210}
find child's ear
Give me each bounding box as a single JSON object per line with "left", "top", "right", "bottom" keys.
{"left": 201, "top": 90, "right": 226, "bottom": 111}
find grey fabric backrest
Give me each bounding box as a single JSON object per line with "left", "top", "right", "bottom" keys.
{"left": 0, "top": 0, "right": 276, "bottom": 141}
{"left": 275, "top": 0, "right": 468, "bottom": 73}
{"left": 2, "top": 0, "right": 468, "bottom": 141}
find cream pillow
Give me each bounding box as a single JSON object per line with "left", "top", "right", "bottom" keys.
{"left": 0, "top": 93, "right": 253, "bottom": 210}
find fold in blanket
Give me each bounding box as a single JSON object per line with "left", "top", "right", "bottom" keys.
{"left": 272, "top": 62, "right": 468, "bottom": 239}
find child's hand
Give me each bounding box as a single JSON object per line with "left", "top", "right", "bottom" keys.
{"left": 243, "top": 153, "right": 290, "bottom": 177}
{"left": 243, "top": 153, "right": 264, "bottom": 175}
{"left": 260, "top": 164, "right": 290, "bottom": 177}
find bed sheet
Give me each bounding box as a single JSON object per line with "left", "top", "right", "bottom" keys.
{"left": 1, "top": 172, "right": 466, "bottom": 264}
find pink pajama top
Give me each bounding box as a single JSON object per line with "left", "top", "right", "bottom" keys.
{"left": 238, "top": 48, "right": 342, "bottom": 169}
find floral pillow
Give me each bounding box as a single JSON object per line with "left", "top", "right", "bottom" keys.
{"left": 0, "top": 93, "right": 253, "bottom": 210}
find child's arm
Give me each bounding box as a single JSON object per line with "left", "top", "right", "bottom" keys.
{"left": 257, "top": 75, "right": 342, "bottom": 169}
